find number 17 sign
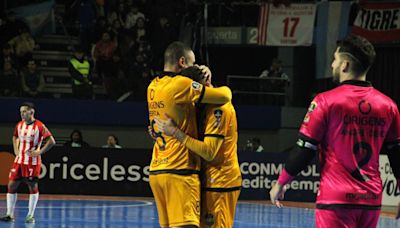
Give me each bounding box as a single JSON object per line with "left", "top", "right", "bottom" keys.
{"left": 260, "top": 4, "right": 316, "bottom": 46}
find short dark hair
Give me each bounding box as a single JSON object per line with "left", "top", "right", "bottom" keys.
{"left": 20, "top": 102, "right": 35, "bottom": 110}
{"left": 180, "top": 66, "right": 204, "bottom": 83}
{"left": 337, "top": 35, "right": 376, "bottom": 75}
{"left": 164, "top": 41, "right": 192, "bottom": 66}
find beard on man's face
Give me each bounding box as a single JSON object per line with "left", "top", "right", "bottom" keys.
{"left": 332, "top": 67, "right": 341, "bottom": 84}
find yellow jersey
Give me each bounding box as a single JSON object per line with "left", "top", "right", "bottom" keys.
{"left": 147, "top": 73, "right": 232, "bottom": 174}
{"left": 201, "top": 102, "right": 242, "bottom": 189}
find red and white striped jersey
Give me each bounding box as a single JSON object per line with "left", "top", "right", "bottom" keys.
{"left": 13, "top": 120, "right": 52, "bottom": 165}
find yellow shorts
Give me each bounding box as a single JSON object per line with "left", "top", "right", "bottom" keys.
{"left": 150, "top": 173, "right": 201, "bottom": 227}
{"left": 200, "top": 188, "right": 241, "bottom": 228}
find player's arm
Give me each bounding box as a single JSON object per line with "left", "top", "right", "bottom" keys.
{"left": 12, "top": 136, "right": 19, "bottom": 156}
{"left": 270, "top": 134, "right": 317, "bottom": 207}
{"left": 154, "top": 116, "right": 223, "bottom": 161}
{"left": 174, "top": 77, "right": 232, "bottom": 105}
{"left": 271, "top": 96, "right": 326, "bottom": 208}
{"left": 28, "top": 136, "right": 56, "bottom": 157}
{"left": 200, "top": 86, "right": 232, "bottom": 105}
{"left": 278, "top": 134, "right": 318, "bottom": 185}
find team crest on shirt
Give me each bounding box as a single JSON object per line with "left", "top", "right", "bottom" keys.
{"left": 191, "top": 81, "right": 201, "bottom": 91}
{"left": 307, "top": 101, "right": 317, "bottom": 113}
{"left": 213, "top": 109, "right": 223, "bottom": 128}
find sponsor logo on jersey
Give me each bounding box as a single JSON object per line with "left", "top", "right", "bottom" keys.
{"left": 191, "top": 81, "right": 201, "bottom": 90}
{"left": 308, "top": 101, "right": 317, "bottom": 113}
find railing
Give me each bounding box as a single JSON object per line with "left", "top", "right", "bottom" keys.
{"left": 227, "top": 75, "right": 289, "bottom": 105}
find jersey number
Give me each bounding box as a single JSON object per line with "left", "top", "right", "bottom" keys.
{"left": 29, "top": 168, "right": 34, "bottom": 176}
{"left": 351, "top": 141, "right": 372, "bottom": 182}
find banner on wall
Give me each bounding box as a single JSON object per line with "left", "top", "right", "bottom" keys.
{"left": 258, "top": 3, "right": 316, "bottom": 46}
{"left": 352, "top": 2, "right": 400, "bottom": 43}
{"left": 0, "top": 146, "right": 396, "bottom": 205}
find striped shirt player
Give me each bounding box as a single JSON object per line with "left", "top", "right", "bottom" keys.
{"left": 0, "top": 102, "right": 55, "bottom": 224}
{"left": 13, "top": 120, "right": 52, "bottom": 167}
{"left": 271, "top": 35, "right": 400, "bottom": 227}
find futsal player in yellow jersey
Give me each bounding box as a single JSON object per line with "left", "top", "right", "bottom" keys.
{"left": 155, "top": 66, "right": 242, "bottom": 228}
{"left": 147, "top": 42, "right": 233, "bottom": 228}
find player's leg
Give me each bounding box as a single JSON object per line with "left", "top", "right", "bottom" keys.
{"left": 166, "top": 174, "right": 200, "bottom": 228}
{"left": 149, "top": 174, "right": 169, "bottom": 228}
{"left": 315, "top": 208, "right": 359, "bottom": 228}
{"left": 200, "top": 190, "right": 240, "bottom": 228}
{"left": 357, "top": 209, "right": 380, "bottom": 228}
{"left": 0, "top": 163, "right": 22, "bottom": 222}
{"left": 23, "top": 164, "right": 41, "bottom": 224}
{"left": 25, "top": 178, "right": 39, "bottom": 223}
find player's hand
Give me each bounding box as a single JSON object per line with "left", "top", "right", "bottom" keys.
{"left": 269, "top": 182, "right": 287, "bottom": 208}
{"left": 154, "top": 114, "right": 177, "bottom": 137}
{"left": 196, "top": 65, "right": 212, "bottom": 80}
{"left": 147, "top": 125, "right": 157, "bottom": 141}
{"left": 396, "top": 202, "right": 400, "bottom": 219}
{"left": 27, "top": 149, "right": 41, "bottom": 157}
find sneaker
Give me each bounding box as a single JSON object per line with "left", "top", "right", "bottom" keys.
{"left": 25, "top": 215, "right": 35, "bottom": 224}
{"left": 0, "top": 215, "right": 15, "bottom": 222}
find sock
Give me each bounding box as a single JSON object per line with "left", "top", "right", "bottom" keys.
{"left": 27, "top": 193, "right": 39, "bottom": 217}
{"left": 6, "top": 193, "right": 17, "bottom": 217}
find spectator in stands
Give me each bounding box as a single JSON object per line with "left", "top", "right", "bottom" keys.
{"left": 132, "top": 17, "right": 147, "bottom": 42}
{"left": 8, "top": 28, "right": 35, "bottom": 67}
{"left": 130, "top": 51, "right": 151, "bottom": 100}
{"left": 94, "top": 31, "right": 117, "bottom": 77}
{"left": 259, "top": 58, "right": 290, "bottom": 87}
{"left": 0, "top": 61, "right": 20, "bottom": 96}
{"left": 102, "top": 134, "right": 122, "bottom": 148}
{"left": 20, "top": 60, "right": 45, "bottom": 97}
{"left": 125, "top": 5, "right": 145, "bottom": 30}
{"left": 0, "top": 44, "right": 19, "bottom": 70}
{"left": 259, "top": 58, "right": 290, "bottom": 105}
{"left": 107, "top": 10, "right": 118, "bottom": 26}
{"left": 94, "top": 16, "right": 109, "bottom": 42}
{"left": 110, "top": 19, "right": 124, "bottom": 45}
{"left": 64, "top": 129, "right": 90, "bottom": 148}
{"left": 243, "top": 139, "right": 253, "bottom": 152}
{"left": 68, "top": 47, "right": 93, "bottom": 99}
{"left": 252, "top": 137, "right": 264, "bottom": 152}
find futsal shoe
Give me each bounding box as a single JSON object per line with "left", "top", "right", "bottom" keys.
{"left": 25, "top": 215, "right": 35, "bottom": 223}
{"left": 0, "top": 215, "right": 15, "bottom": 222}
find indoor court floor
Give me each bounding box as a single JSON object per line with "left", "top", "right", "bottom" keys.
{"left": 0, "top": 195, "right": 398, "bottom": 228}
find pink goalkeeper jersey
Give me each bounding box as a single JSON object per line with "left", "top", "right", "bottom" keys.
{"left": 300, "top": 80, "right": 400, "bottom": 208}
{"left": 14, "top": 120, "right": 52, "bottom": 166}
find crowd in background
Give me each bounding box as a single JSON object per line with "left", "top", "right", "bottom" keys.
{"left": 0, "top": 0, "right": 203, "bottom": 100}
{"left": 64, "top": 0, "right": 200, "bottom": 100}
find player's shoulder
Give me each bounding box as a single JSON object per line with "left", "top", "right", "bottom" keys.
{"left": 172, "top": 75, "right": 203, "bottom": 91}
{"left": 34, "top": 120, "right": 46, "bottom": 127}
{"left": 206, "top": 102, "right": 234, "bottom": 116}
{"left": 371, "top": 88, "right": 397, "bottom": 106}
{"left": 15, "top": 120, "right": 24, "bottom": 127}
